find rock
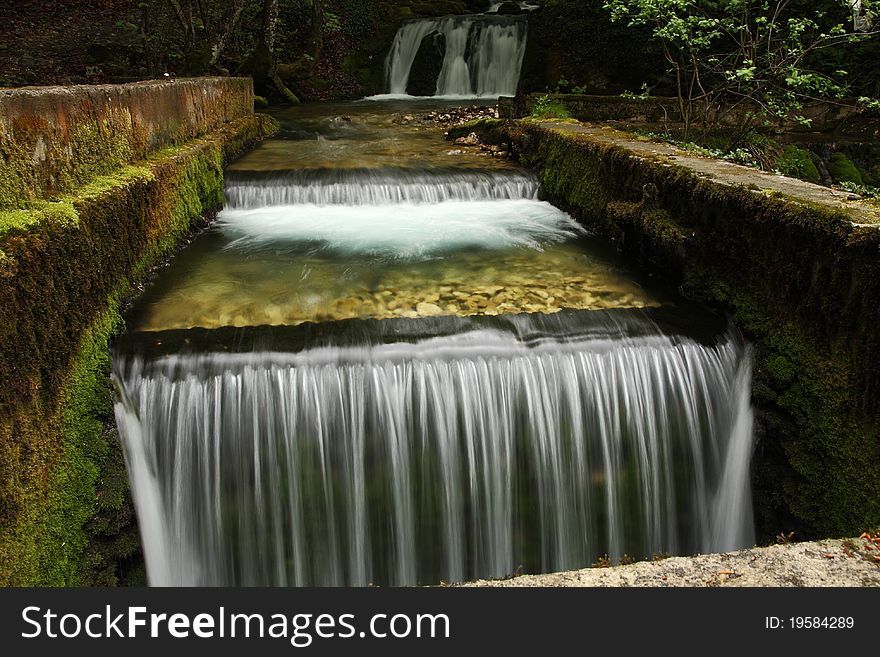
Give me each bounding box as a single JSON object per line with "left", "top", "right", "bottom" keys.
{"left": 495, "top": 2, "right": 527, "bottom": 15}
{"left": 462, "top": 537, "right": 880, "bottom": 587}
{"left": 407, "top": 32, "right": 446, "bottom": 96}
{"left": 455, "top": 132, "right": 481, "bottom": 146}
{"left": 416, "top": 302, "right": 445, "bottom": 316}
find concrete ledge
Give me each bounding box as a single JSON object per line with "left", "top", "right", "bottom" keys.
{"left": 464, "top": 536, "right": 880, "bottom": 587}
{"left": 0, "top": 78, "right": 254, "bottom": 207}
{"left": 501, "top": 94, "right": 880, "bottom": 138}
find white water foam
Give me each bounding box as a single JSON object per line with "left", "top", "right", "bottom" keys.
{"left": 215, "top": 199, "right": 585, "bottom": 258}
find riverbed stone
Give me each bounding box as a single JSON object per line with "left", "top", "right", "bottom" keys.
{"left": 416, "top": 302, "right": 445, "bottom": 316}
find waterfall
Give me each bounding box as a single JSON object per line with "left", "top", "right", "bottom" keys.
{"left": 383, "top": 15, "right": 528, "bottom": 98}
{"left": 114, "top": 311, "right": 755, "bottom": 586}
{"left": 224, "top": 169, "right": 541, "bottom": 208}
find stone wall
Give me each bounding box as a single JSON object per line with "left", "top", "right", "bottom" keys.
{"left": 0, "top": 78, "right": 277, "bottom": 585}
{"left": 457, "top": 119, "right": 880, "bottom": 540}
{"left": 0, "top": 78, "right": 254, "bottom": 207}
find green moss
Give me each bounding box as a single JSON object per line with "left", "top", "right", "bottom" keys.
{"left": 445, "top": 118, "right": 504, "bottom": 143}
{"left": 764, "top": 354, "right": 796, "bottom": 386}
{"left": 0, "top": 109, "right": 141, "bottom": 210}
{"left": 0, "top": 112, "right": 277, "bottom": 585}
{"left": 829, "top": 152, "right": 864, "bottom": 185}
{"left": 684, "top": 277, "right": 880, "bottom": 538}
{"left": 0, "top": 201, "right": 78, "bottom": 237}
{"left": 776, "top": 145, "right": 821, "bottom": 184}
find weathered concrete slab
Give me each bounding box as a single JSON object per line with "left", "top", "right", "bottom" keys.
{"left": 465, "top": 536, "right": 880, "bottom": 587}
{"left": 501, "top": 94, "right": 879, "bottom": 139}
{"left": 542, "top": 121, "right": 880, "bottom": 224}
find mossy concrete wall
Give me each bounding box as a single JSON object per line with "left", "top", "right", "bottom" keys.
{"left": 462, "top": 119, "right": 880, "bottom": 540}
{"left": 0, "top": 78, "right": 277, "bottom": 585}
{"left": 0, "top": 77, "right": 254, "bottom": 208}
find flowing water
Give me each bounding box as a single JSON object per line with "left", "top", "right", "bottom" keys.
{"left": 114, "top": 98, "right": 756, "bottom": 586}
{"left": 378, "top": 14, "right": 528, "bottom": 99}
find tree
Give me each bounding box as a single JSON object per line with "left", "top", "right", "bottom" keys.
{"left": 603, "top": 0, "right": 879, "bottom": 144}
{"left": 239, "top": 0, "right": 324, "bottom": 104}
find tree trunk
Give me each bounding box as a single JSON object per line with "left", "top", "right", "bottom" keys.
{"left": 262, "top": 0, "right": 278, "bottom": 52}
{"left": 210, "top": 0, "right": 247, "bottom": 67}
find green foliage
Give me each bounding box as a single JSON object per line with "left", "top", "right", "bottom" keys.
{"left": 336, "top": 0, "right": 377, "bottom": 40}
{"left": 603, "top": 0, "right": 878, "bottom": 140}
{"left": 621, "top": 82, "right": 652, "bottom": 100}
{"left": 551, "top": 77, "right": 590, "bottom": 94}
{"left": 840, "top": 180, "right": 880, "bottom": 198}
{"left": 531, "top": 94, "right": 571, "bottom": 119}
{"left": 776, "top": 145, "right": 821, "bottom": 183}
{"left": 323, "top": 11, "right": 342, "bottom": 33}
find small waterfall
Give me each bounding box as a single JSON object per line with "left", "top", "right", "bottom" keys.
{"left": 384, "top": 15, "right": 528, "bottom": 97}
{"left": 114, "top": 311, "right": 755, "bottom": 586}
{"left": 224, "top": 169, "right": 540, "bottom": 208}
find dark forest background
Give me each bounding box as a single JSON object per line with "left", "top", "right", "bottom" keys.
{"left": 0, "top": 1, "right": 877, "bottom": 101}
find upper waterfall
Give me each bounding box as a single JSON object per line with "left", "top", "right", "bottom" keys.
{"left": 381, "top": 14, "right": 528, "bottom": 98}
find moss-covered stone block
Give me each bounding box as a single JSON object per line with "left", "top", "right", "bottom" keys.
{"left": 0, "top": 78, "right": 255, "bottom": 210}
{"left": 776, "top": 145, "right": 821, "bottom": 184}
{"left": 829, "top": 152, "right": 864, "bottom": 185}
{"left": 0, "top": 104, "right": 278, "bottom": 585}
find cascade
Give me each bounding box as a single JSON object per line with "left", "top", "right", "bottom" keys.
{"left": 383, "top": 15, "right": 528, "bottom": 98}
{"left": 113, "top": 100, "right": 756, "bottom": 587}
{"left": 115, "top": 312, "right": 755, "bottom": 586}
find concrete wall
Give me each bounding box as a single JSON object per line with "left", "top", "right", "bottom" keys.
{"left": 0, "top": 78, "right": 276, "bottom": 585}
{"left": 0, "top": 78, "right": 254, "bottom": 207}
